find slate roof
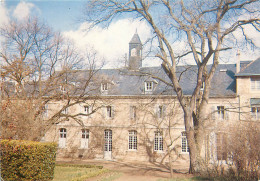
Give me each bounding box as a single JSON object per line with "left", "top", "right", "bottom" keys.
{"left": 89, "top": 63, "right": 237, "bottom": 98}
{"left": 236, "top": 57, "right": 260, "bottom": 76}
{"left": 129, "top": 32, "right": 142, "bottom": 44}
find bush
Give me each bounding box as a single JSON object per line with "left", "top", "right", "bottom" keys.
{"left": 1, "top": 139, "right": 57, "bottom": 181}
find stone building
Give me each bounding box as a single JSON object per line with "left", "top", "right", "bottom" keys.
{"left": 44, "top": 32, "right": 260, "bottom": 165}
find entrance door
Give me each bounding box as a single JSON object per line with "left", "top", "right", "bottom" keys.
{"left": 104, "top": 129, "right": 112, "bottom": 160}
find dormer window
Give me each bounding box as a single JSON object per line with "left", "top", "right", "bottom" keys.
{"left": 101, "top": 83, "right": 108, "bottom": 92}
{"left": 145, "top": 81, "right": 153, "bottom": 92}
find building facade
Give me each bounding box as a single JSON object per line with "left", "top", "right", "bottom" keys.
{"left": 43, "top": 33, "right": 260, "bottom": 165}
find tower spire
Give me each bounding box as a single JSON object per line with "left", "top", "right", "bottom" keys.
{"left": 129, "top": 31, "right": 142, "bottom": 70}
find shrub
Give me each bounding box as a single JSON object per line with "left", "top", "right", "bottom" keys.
{"left": 1, "top": 139, "right": 57, "bottom": 181}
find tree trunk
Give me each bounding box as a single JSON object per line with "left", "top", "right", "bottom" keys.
{"left": 184, "top": 111, "right": 204, "bottom": 174}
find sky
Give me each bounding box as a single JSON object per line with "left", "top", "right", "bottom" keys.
{"left": 0, "top": 0, "right": 259, "bottom": 68}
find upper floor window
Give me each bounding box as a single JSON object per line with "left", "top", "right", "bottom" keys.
{"left": 217, "top": 106, "right": 225, "bottom": 120}
{"left": 145, "top": 81, "right": 153, "bottom": 92}
{"left": 157, "top": 105, "right": 165, "bottom": 119}
{"left": 62, "top": 107, "right": 68, "bottom": 115}
{"left": 83, "top": 105, "right": 92, "bottom": 117}
{"left": 130, "top": 106, "right": 137, "bottom": 120}
{"left": 128, "top": 130, "right": 137, "bottom": 150}
{"left": 181, "top": 132, "right": 189, "bottom": 153}
{"left": 251, "top": 78, "right": 260, "bottom": 91}
{"left": 43, "top": 104, "right": 48, "bottom": 117}
{"left": 154, "top": 131, "right": 163, "bottom": 152}
{"left": 105, "top": 106, "right": 114, "bottom": 118}
{"left": 212, "top": 106, "right": 229, "bottom": 120}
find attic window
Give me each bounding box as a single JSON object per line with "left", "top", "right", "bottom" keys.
{"left": 101, "top": 83, "right": 108, "bottom": 92}
{"left": 145, "top": 81, "right": 153, "bottom": 92}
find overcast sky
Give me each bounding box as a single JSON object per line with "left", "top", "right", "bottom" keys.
{"left": 0, "top": 1, "right": 259, "bottom": 68}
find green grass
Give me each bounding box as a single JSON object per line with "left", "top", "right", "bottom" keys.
{"left": 100, "top": 172, "right": 123, "bottom": 181}
{"left": 53, "top": 165, "right": 109, "bottom": 181}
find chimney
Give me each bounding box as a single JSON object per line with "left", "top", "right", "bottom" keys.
{"left": 236, "top": 49, "right": 240, "bottom": 73}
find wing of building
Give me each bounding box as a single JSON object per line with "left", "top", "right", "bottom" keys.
{"left": 39, "top": 33, "right": 260, "bottom": 166}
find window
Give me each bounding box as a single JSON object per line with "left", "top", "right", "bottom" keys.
{"left": 217, "top": 133, "right": 227, "bottom": 160}
{"left": 145, "top": 81, "right": 153, "bottom": 92}
{"left": 59, "top": 128, "right": 67, "bottom": 148}
{"left": 217, "top": 106, "right": 225, "bottom": 120}
{"left": 251, "top": 78, "right": 260, "bottom": 91}
{"left": 157, "top": 105, "right": 165, "bottom": 118}
{"left": 181, "top": 132, "right": 189, "bottom": 153}
{"left": 128, "top": 130, "right": 137, "bottom": 150}
{"left": 154, "top": 131, "right": 163, "bottom": 151}
{"left": 105, "top": 106, "right": 114, "bottom": 118}
{"left": 43, "top": 104, "right": 48, "bottom": 117}
{"left": 83, "top": 105, "right": 92, "bottom": 116}
{"left": 101, "top": 83, "right": 108, "bottom": 92}
{"left": 62, "top": 107, "right": 68, "bottom": 114}
{"left": 81, "top": 129, "right": 89, "bottom": 149}
{"left": 130, "top": 106, "right": 137, "bottom": 120}
{"left": 251, "top": 107, "right": 260, "bottom": 119}
{"left": 60, "top": 86, "right": 66, "bottom": 94}
{"left": 251, "top": 98, "right": 260, "bottom": 120}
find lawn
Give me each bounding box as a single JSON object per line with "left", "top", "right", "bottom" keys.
{"left": 53, "top": 164, "right": 109, "bottom": 181}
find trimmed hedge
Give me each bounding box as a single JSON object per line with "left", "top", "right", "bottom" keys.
{"left": 1, "top": 139, "right": 57, "bottom": 181}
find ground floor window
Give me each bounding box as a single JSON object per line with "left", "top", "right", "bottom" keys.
{"left": 154, "top": 131, "right": 163, "bottom": 151}
{"left": 81, "top": 129, "right": 89, "bottom": 149}
{"left": 181, "top": 132, "right": 189, "bottom": 153}
{"left": 59, "top": 128, "right": 66, "bottom": 148}
{"left": 251, "top": 106, "right": 260, "bottom": 120}
{"left": 128, "top": 130, "right": 137, "bottom": 150}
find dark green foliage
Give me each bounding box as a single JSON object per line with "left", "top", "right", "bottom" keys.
{"left": 1, "top": 140, "right": 57, "bottom": 181}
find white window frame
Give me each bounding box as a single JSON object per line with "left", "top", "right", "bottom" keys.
{"left": 181, "top": 132, "right": 189, "bottom": 153}
{"left": 154, "top": 131, "right": 163, "bottom": 152}
{"left": 145, "top": 81, "right": 153, "bottom": 92}
{"left": 81, "top": 129, "right": 89, "bottom": 149}
{"left": 59, "top": 128, "right": 67, "bottom": 148}
{"left": 101, "top": 83, "right": 108, "bottom": 92}
{"left": 128, "top": 130, "right": 137, "bottom": 150}
{"left": 251, "top": 78, "right": 260, "bottom": 91}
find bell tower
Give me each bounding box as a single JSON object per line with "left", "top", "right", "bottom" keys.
{"left": 129, "top": 31, "right": 142, "bottom": 70}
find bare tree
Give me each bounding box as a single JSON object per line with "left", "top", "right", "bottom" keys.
{"left": 84, "top": 0, "right": 260, "bottom": 173}
{"left": 0, "top": 18, "right": 103, "bottom": 141}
